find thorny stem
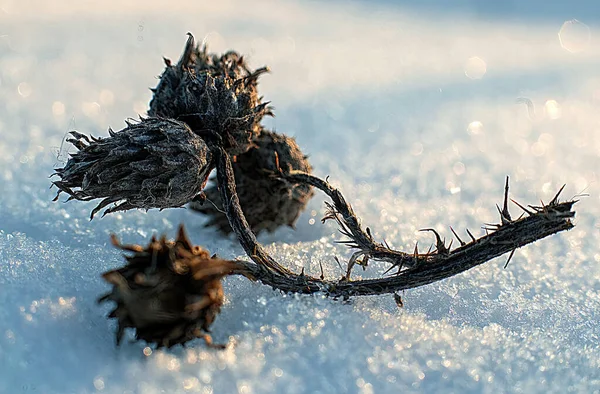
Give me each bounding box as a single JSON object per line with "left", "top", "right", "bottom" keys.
{"left": 217, "top": 149, "right": 576, "bottom": 298}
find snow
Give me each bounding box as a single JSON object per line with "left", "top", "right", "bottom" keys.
{"left": 1, "top": 0, "right": 600, "bottom": 392}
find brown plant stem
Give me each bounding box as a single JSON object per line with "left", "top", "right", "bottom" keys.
{"left": 217, "top": 149, "right": 576, "bottom": 298}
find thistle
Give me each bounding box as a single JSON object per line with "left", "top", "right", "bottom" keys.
{"left": 148, "top": 33, "right": 272, "bottom": 156}
{"left": 191, "top": 129, "right": 314, "bottom": 234}
{"left": 52, "top": 117, "right": 213, "bottom": 218}
{"left": 52, "top": 34, "right": 283, "bottom": 220}
{"left": 98, "top": 225, "right": 239, "bottom": 348}
{"left": 50, "top": 35, "right": 578, "bottom": 351}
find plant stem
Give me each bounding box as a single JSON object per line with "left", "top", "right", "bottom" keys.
{"left": 217, "top": 148, "right": 576, "bottom": 298}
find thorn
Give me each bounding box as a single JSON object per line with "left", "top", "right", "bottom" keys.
{"left": 496, "top": 204, "right": 506, "bottom": 223}
{"left": 483, "top": 224, "right": 499, "bottom": 231}
{"left": 334, "top": 256, "right": 344, "bottom": 272}
{"left": 420, "top": 228, "right": 449, "bottom": 254}
{"left": 356, "top": 255, "right": 368, "bottom": 268}
{"left": 511, "top": 198, "right": 534, "bottom": 215}
{"left": 177, "top": 32, "right": 195, "bottom": 68}
{"left": 466, "top": 228, "right": 476, "bottom": 242}
{"left": 383, "top": 238, "right": 391, "bottom": 249}
{"left": 570, "top": 185, "right": 590, "bottom": 201}
{"left": 503, "top": 249, "right": 516, "bottom": 269}
{"left": 529, "top": 198, "right": 555, "bottom": 217}
{"left": 426, "top": 244, "right": 433, "bottom": 255}
{"left": 410, "top": 242, "right": 420, "bottom": 267}
{"left": 549, "top": 184, "right": 566, "bottom": 206}
{"left": 450, "top": 226, "right": 465, "bottom": 246}
{"left": 300, "top": 267, "right": 305, "bottom": 276}
{"left": 97, "top": 293, "right": 111, "bottom": 304}
{"left": 366, "top": 227, "right": 372, "bottom": 240}
{"left": 334, "top": 240, "right": 359, "bottom": 245}
{"left": 500, "top": 175, "right": 512, "bottom": 223}
{"left": 384, "top": 256, "right": 405, "bottom": 275}
{"left": 319, "top": 261, "right": 325, "bottom": 280}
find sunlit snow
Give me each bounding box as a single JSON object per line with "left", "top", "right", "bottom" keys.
{"left": 1, "top": 0, "right": 599, "bottom": 393}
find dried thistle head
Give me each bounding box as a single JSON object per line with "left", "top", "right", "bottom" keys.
{"left": 98, "top": 225, "right": 238, "bottom": 348}
{"left": 191, "top": 129, "right": 314, "bottom": 234}
{"left": 148, "top": 33, "right": 272, "bottom": 156}
{"left": 52, "top": 117, "right": 213, "bottom": 218}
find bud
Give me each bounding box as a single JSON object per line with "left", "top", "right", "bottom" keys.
{"left": 53, "top": 117, "right": 212, "bottom": 218}
{"left": 98, "top": 225, "right": 238, "bottom": 348}
{"left": 148, "top": 33, "right": 272, "bottom": 156}
{"left": 191, "top": 129, "right": 314, "bottom": 234}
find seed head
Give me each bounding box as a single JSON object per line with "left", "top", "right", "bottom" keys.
{"left": 98, "top": 225, "right": 238, "bottom": 348}
{"left": 191, "top": 129, "right": 314, "bottom": 234}
{"left": 52, "top": 117, "right": 213, "bottom": 218}
{"left": 148, "top": 33, "right": 272, "bottom": 156}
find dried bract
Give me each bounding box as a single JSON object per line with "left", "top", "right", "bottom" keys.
{"left": 98, "top": 225, "right": 238, "bottom": 348}
{"left": 191, "top": 130, "right": 314, "bottom": 234}
{"left": 148, "top": 33, "right": 272, "bottom": 155}
{"left": 52, "top": 117, "right": 212, "bottom": 218}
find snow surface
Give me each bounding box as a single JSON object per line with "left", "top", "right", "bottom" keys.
{"left": 1, "top": 0, "right": 600, "bottom": 393}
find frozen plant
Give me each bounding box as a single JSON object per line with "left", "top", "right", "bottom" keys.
{"left": 51, "top": 34, "right": 577, "bottom": 348}
{"left": 53, "top": 118, "right": 213, "bottom": 218}
{"left": 99, "top": 226, "right": 237, "bottom": 348}
{"left": 53, "top": 34, "right": 314, "bottom": 230}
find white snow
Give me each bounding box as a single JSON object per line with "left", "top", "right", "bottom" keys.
{"left": 1, "top": 1, "right": 600, "bottom": 393}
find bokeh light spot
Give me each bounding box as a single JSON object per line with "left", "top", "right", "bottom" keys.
{"left": 99, "top": 89, "right": 115, "bottom": 106}
{"left": 81, "top": 101, "right": 101, "bottom": 117}
{"left": 559, "top": 19, "right": 591, "bottom": 53}
{"left": 544, "top": 100, "right": 561, "bottom": 120}
{"left": 467, "top": 121, "right": 483, "bottom": 135}
{"left": 52, "top": 101, "right": 65, "bottom": 116}
{"left": 464, "top": 57, "right": 487, "bottom": 80}
{"left": 17, "top": 82, "right": 32, "bottom": 97}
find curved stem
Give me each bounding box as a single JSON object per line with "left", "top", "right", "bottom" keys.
{"left": 218, "top": 148, "right": 576, "bottom": 298}
{"left": 215, "top": 147, "right": 294, "bottom": 278}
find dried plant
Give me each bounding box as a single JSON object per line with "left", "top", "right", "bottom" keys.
{"left": 103, "top": 168, "right": 575, "bottom": 346}
{"left": 190, "top": 129, "right": 314, "bottom": 234}
{"left": 52, "top": 118, "right": 213, "bottom": 218}
{"left": 215, "top": 149, "right": 576, "bottom": 299}
{"left": 149, "top": 33, "right": 272, "bottom": 156}
{"left": 98, "top": 225, "right": 239, "bottom": 348}
{"left": 52, "top": 34, "right": 313, "bottom": 229}
{"left": 51, "top": 34, "right": 578, "bottom": 348}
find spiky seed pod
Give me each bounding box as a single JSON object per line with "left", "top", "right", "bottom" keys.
{"left": 52, "top": 117, "right": 212, "bottom": 218}
{"left": 191, "top": 129, "right": 314, "bottom": 234}
{"left": 98, "top": 225, "right": 238, "bottom": 348}
{"left": 148, "top": 33, "right": 272, "bottom": 156}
